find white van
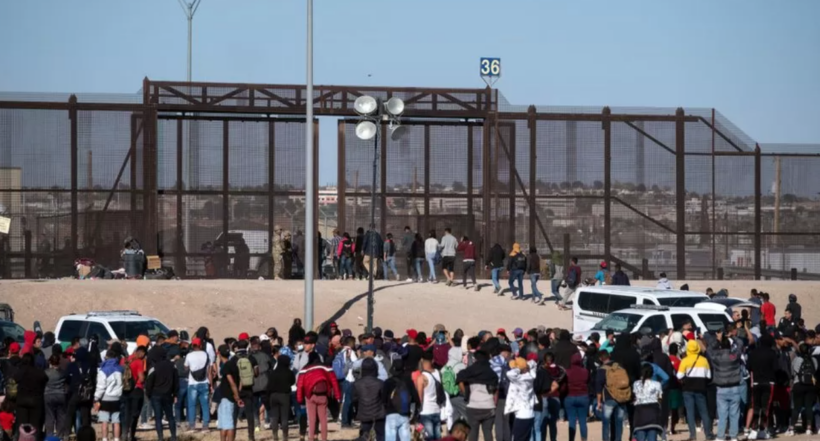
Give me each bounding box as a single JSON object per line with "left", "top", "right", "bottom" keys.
{"left": 572, "top": 286, "right": 709, "bottom": 332}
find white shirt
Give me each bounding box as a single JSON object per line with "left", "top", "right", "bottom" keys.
{"left": 420, "top": 371, "right": 442, "bottom": 416}
{"left": 184, "top": 350, "right": 209, "bottom": 385}
{"left": 424, "top": 238, "right": 439, "bottom": 255}
{"left": 344, "top": 348, "right": 360, "bottom": 383}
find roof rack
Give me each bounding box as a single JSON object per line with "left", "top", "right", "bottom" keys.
{"left": 628, "top": 304, "right": 669, "bottom": 311}
{"left": 86, "top": 310, "right": 141, "bottom": 317}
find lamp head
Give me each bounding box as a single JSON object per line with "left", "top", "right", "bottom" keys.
{"left": 384, "top": 97, "right": 405, "bottom": 117}
{"left": 353, "top": 95, "right": 378, "bottom": 116}
{"left": 355, "top": 120, "right": 378, "bottom": 140}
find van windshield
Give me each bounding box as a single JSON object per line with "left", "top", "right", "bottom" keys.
{"left": 591, "top": 313, "right": 642, "bottom": 332}
{"left": 108, "top": 320, "right": 171, "bottom": 341}
{"left": 657, "top": 296, "right": 708, "bottom": 307}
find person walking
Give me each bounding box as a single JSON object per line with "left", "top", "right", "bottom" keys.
{"left": 712, "top": 334, "right": 743, "bottom": 441}
{"left": 384, "top": 359, "right": 419, "bottom": 441}
{"left": 676, "top": 340, "right": 714, "bottom": 441}
{"left": 329, "top": 229, "right": 343, "bottom": 280}
{"left": 439, "top": 228, "right": 458, "bottom": 286}
{"left": 410, "top": 234, "right": 426, "bottom": 283}
{"left": 506, "top": 243, "right": 526, "bottom": 300}
{"left": 548, "top": 254, "right": 563, "bottom": 303}
{"left": 296, "top": 352, "right": 341, "bottom": 441}
{"left": 504, "top": 357, "right": 536, "bottom": 441}
{"left": 401, "top": 226, "right": 415, "bottom": 282}
{"left": 363, "top": 225, "right": 384, "bottom": 279}
{"left": 457, "top": 236, "right": 478, "bottom": 291}
{"left": 787, "top": 343, "right": 818, "bottom": 436}
{"left": 485, "top": 243, "right": 506, "bottom": 295}
{"left": 564, "top": 353, "right": 589, "bottom": 441}
{"left": 611, "top": 263, "right": 630, "bottom": 286}
{"left": 632, "top": 364, "right": 664, "bottom": 441}
{"left": 337, "top": 233, "right": 355, "bottom": 280}
{"left": 558, "top": 257, "right": 581, "bottom": 310}
{"left": 424, "top": 231, "right": 440, "bottom": 284}
{"left": 526, "top": 247, "right": 543, "bottom": 303}
{"left": 44, "top": 354, "right": 68, "bottom": 439}
{"left": 145, "top": 346, "right": 179, "bottom": 441}
{"left": 383, "top": 233, "right": 400, "bottom": 281}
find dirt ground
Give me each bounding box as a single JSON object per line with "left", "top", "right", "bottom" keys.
{"left": 2, "top": 277, "right": 819, "bottom": 440}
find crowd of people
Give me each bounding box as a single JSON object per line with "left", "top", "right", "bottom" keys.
{"left": 0, "top": 290, "right": 816, "bottom": 441}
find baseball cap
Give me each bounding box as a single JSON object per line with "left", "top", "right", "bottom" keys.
{"left": 406, "top": 329, "right": 418, "bottom": 340}
{"left": 191, "top": 337, "right": 202, "bottom": 347}
{"left": 600, "top": 261, "right": 607, "bottom": 269}
{"left": 238, "top": 332, "right": 250, "bottom": 341}
{"left": 478, "top": 330, "right": 490, "bottom": 340}
{"left": 342, "top": 329, "right": 353, "bottom": 337}
{"left": 497, "top": 328, "right": 506, "bottom": 334}
{"left": 9, "top": 342, "right": 20, "bottom": 354}
{"left": 304, "top": 332, "right": 318, "bottom": 344}
{"left": 513, "top": 328, "right": 524, "bottom": 337}
{"left": 373, "top": 327, "right": 383, "bottom": 338}
{"left": 329, "top": 322, "right": 338, "bottom": 328}
{"left": 384, "top": 330, "right": 395, "bottom": 339}
{"left": 361, "top": 344, "right": 376, "bottom": 353}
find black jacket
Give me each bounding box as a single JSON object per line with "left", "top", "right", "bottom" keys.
{"left": 527, "top": 253, "right": 541, "bottom": 275}
{"left": 352, "top": 359, "right": 385, "bottom": 421}
{"left": 146, "top": 361, "right": 178, "bottom": 399}
{"left": 13, "top": 364, "right": 48, "bottom": 401}
{"left": 362, "top": 231, "right": 384, "bottom": 258}
{"left": 611, "top": 270, "right": 631, "bottom": 286}
{"left": 269, "top": 355, "right": 296, "bottom": 394}
{"left": 747, "top": 343, "right": 779, "bottom": 385}
{"left": 486, "top": 244, "right": 505, "bottom": 269}
{"left": 610, "top": 337, "right": 642, "bottom": 383}
{"left": 551, "top": 339, "right": 579, "bottom": 370}
{"left": 711, "top": 348, "right": 742, "bottom": 387}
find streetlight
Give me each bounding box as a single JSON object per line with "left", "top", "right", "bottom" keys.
{"left": 353, "top": 95, "right": 406, "bottom": 331}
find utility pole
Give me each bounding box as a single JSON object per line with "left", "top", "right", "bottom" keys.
{"left": 178, "top": 0, "right": 202, "bottom": 273}
{"left": 304, "top": 0, "right": 315, "bottom": 331}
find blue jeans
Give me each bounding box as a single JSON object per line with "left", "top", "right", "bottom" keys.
{"left": 187, "top": 382, "right": 211, "bottom": 428}
{"left": 151, "top": 396, "right": 176, "bottom": 441}
{"left": 420, "top": 414, "right": 440, "bottom": 441}
{"left": 414, "top": 258, "right": 424, "bottom": 281}
{"left": 175, "top": 378, "right": 188, "bottom": 426}
{"left": 341, "top": 380, "right": 354, "bottom": 426}
{"left": 603, "top": 399, "right": 626, "bottom": 441}
{"left": 385, "top": 413, "right": 410, "bottom": 441}
{"left": 564, "top": 395, "right": 589, "bottom": 441}
{"left": 716, "top": 385, "right": 741, "bottom": 440}
{"left": 634, "top": 429, "right": 658, "bottom": 441}
{"left": 543, "top": 397, "right": 561, "bottom": 441}
{"left": 551, "top": 279, "right": 560, "bottom": 296}
{"left": 530, "top": 273, "right": 543, "bottom": 300}
{"left": 532, "top": 408, "right": 545, "bottom": 441}
{"left": 383, "top": 256, "right": 399, "bottom": 280}
{"left": 491, "top": 267, "right": 502, "bottom": 291}
{"left": 683, "top": 391, "right": 713, "bottom": 439}
{"left": 509, "top": 269, "right": 524, "bottom": 298}
{"left": 340, "top": 255, "right": 353, "bottom": 278}
{"left": 425, "top": 253, "right": 437, "bottom": 281}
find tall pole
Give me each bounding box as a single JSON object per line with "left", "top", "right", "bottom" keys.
{"left": 304, "top": 0, "right": 315, "bottom": 331}
{"left": 367, "top": 124, "right": 378, "bottom": 332}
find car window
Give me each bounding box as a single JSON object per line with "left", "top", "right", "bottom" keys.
{"left": 108, "top": 320, "right": 171, "bottom": 341}
{"left": 671, "top": 314, "right": 695, "bottom": 331}
{"left": 0, "top": 322, "right": 25, "bottom": 343}
{"left": 698, "top": 313, "right": 730, "bottom": 332}
{"left": 592, "top": 313, "right": 642, "bottom": 333}
{"left": 57, "top": 320, "right": 86, "bottom": 343}
{"left": 642, "top": 314, "right": 670, "bottom": 334}
{"left": 641, "top": 298, "right": 655, "bottom": 305}
{"left": 86, "top": 322, "right": 112, "bottom": 349}
{"left": 578, "top": 292, "right": 608, "bottom": 314}
{"left": 608, "top": 295, "right": 637, "bottom": 313}
{"left": 658, "top": 296, "right": 709, "bottom": 307}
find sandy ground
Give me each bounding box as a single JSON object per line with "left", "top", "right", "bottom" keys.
{"left": 3, "top": 277, "right": 819, "bottom": 440}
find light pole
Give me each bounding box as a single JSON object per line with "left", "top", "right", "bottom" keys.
{"left": 177, "top": 0, "right": 202, "bottom": 272}
{"left": 353, "top": 96, "right": 407, "bottom": 331}
{"left": 304, "top": 0, "right": 315, "bottom": 331}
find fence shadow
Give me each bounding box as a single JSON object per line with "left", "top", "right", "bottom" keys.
{"left": 316, "top": 281, "right": 415, "bottom": 331}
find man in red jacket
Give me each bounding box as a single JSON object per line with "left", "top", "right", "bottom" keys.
{"left": 296, "top": 353, "right": 341, "bottom": 441}
{"left": 457, "top": 236, "right": 478, "bottom": 291}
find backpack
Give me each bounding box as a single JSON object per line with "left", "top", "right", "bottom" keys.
{"left": 252, "top": 352, "right": 272, "bottom": 393}
{"left": 237, "top": 355, "right": 255, "bottom": 388}
{"left": 391, "top": 380, "right": 413, "bottom": 415}
{"left": 77, "top": 368, "right": 95, "bottom": 402}
{"left": 4, "top": 377, "right": 16, "bottom": 400}
{"left": 312, "top": 377, "right": 329, "bottom": 396}
{"left": 798, "top": 356, "right": 815, "bottom": 385}
{"left": 566, "top": 266, "right": 579, "bottom": 288}
{"left": 441, "top": 365, "right": 459, "bottom": 397}
{"left": 333, "top": 349, "right": 351, "bottom": 380}
{"left": 425, "top": 372, "right": 446, "bottom": 406}
{"left": 514, "top": 253, "right": 527, "bottom": 271}
{"left": 342, "top": 241, "right": 354, "bottom": 258}
{"left": 122, "top": 360, "right": 135, "bottom": 392}
{"left": 605, "top": 363, "right": 632, "bottom": 404}
{"left": 604, "top": 271, "right": 613, "bottom": 285}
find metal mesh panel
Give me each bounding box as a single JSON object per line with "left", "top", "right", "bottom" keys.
{"left": 77, "top": 111, "right": 137, "bottom": 190}
{"left": 0, "top": 108, "right": 71, "bottom": 189}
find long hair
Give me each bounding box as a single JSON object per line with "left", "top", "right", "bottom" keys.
{"left": 641, "top": 363, "right": 654, "bottom": 384}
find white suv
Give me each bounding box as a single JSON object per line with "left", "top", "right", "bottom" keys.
{"left": 574, "top": 304, "right": 731, "bottom": 340}
{"left": 54, "top": 310, "right": 172, "bottom": 355}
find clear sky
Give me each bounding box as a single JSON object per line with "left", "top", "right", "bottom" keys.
{"left": 1, "top": 0, "right": 818, "bottom": 186}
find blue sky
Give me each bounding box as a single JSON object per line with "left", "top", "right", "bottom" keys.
{"left": 1, "top": 0, "right": 818, "bottom": 186}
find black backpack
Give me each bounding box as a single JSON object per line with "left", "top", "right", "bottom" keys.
{"left": 77, "top": 367, "right": 95, "bottom": 402}
{"left": 426, "top": 372, "right": 446, "bottom": 406}
{"left": 514, "top": 253, "right": 527, "bottom": 271}
{"left": 385, "top": 240, "right": 396, "bottom": 257}
{"left": 391, "top": 380, "right": 413, "bottom": 415}
{"left": 798, "top": 356, "right": 815, "bottom": 385}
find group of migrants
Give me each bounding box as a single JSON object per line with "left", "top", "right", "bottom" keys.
{"left": 0, "top": 290, "right": 817, "bottom": 441}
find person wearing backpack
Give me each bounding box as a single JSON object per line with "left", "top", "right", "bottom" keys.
{"left": 250, "top": 337, "right": 273, "bottom": 434}
{"left": 505, "top": 243, "right": 527, "bottom": 300}
{"left": 296, "top": 352, "right": 340, "bottom": 441}
{"left": 788, "top": 343, "right": 818, "bottom": 436}
{"left": 62, "top": 347, "right": 95, "bottom": 436}
{"left": 183, "top": 338, "right": 210, "bottom": 433}
{"left": 415, "top": 352, "right": 444, "bottom": 441}
{"left": 711, "top": 335, "right": 743, "bottom": 441}
{"left": 676, "top": 340, "right": 714, "bottom": 441}
{"left": 216, "top": 344, "right": 242, "bottom": 441}
{"left": 120, "top": 346, "right": 146, "bottom": 441}
{"left": 94, "top": 350, "right": 124, "bottom": 441}
{"left": 43, "top": 354, "right": 68, "bottom": 439}
{"left": 145, "top": 345, "right": 179, "bottom": 441}
{"left": 353, "top": 358, "right": 387, "bottom": 441}
{"left": 333, "top": 337, "right": 358, "bottom": 428}
{"left": 382, "top": 233, "right": 400, "bottom": 281}
{"left": 594, "top": 350, "right": 629, "bottom": 441}
{"left": 231, "top": 339, "right": 259, "bottom": 441}
{"left": 383, "top": 359, "right": 420, "bottom": 441}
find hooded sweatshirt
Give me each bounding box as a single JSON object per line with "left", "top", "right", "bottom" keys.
{"left": 747, "top": 335, "right": 779, "bottom": 385}
{"left": 551, "top": 335, "right": 579, "bottom": 370}
{"left": 95, "top": 358, "right": 124, "bottom": 402}
{"left": 610, "top": 335, "right": 641, "bottom": 383}
{"left": 352, "top": 358, "right": 386, "bottom": 421}
{"left": 269, "top": 355, "right": 296, "bottom": 394}
{"left": 656, "top": 278, "right": 672, "bottom": 290}
{"left": 486, "top": 244, "right": 506, "bottom": 269}
{"left": 675, "top": 340, "right": 711, "bottom": 392}
{"left": 145, "top": 346, "right": 178, "bottom": 399}
{"left": 565, "top": 353, "right": 589, "bottom": 397}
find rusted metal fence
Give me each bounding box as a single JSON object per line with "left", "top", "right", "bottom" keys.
{"left": 1, "top": 80, "right": 818, "bottom": 280}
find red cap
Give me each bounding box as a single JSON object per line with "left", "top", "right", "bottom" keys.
{"left": 191, "top": 337, "right": 202, "bottom": 347}
{"left": 8, "top": 342, "right": 20, "bottom": 354}
{"left": 497, "top": 328, "right": 506, "bottom": 334}
{"left": 238, "top": 332, "right": 250, "bottom": 341}
{"left": 526, "top": 353, "right": 538, "bottom": 362}
{"left": 600, "top": 261, "right": 607, "bottom": 269}
{"left": 65, "top": 347, "right": 75, "bottom": 355}
{"left": 330, "top": 322, "right": 338, "bottom": 328}
{"left": 406, "top": 329, "right": 418, "bottom": 340}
